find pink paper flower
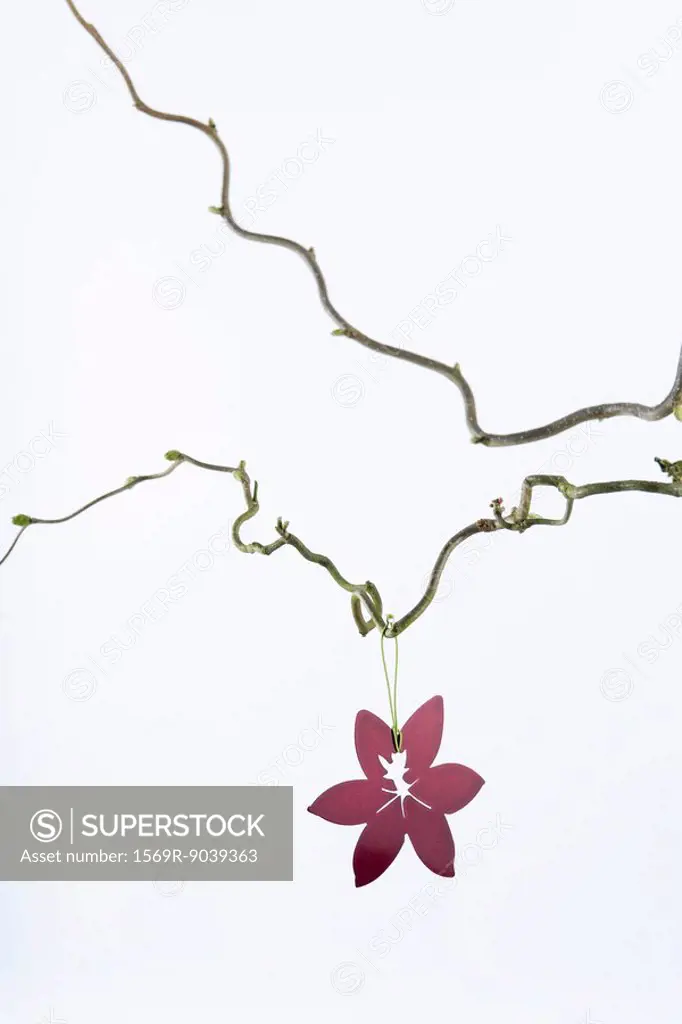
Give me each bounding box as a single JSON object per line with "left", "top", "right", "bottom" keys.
{"left": 308, "top": 696, "right": 484, "bottom": 887}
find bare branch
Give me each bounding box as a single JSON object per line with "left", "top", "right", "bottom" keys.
{"left": 1, "top": 451, "right": 385, "bottom": 634}
{"left": 0, "top": 460, "right": 185, "bottom": 566}
{"left": 3, "top": 452, "right": 680, "bottom": 636}
{"left": 19, "top": 8, "right": 678, "bottom": 639}
{"left": 389, "top": 467, "right": 682, "bottom": 635}
{"left": 63, "top": 1, "right": 682, "bottom": 447}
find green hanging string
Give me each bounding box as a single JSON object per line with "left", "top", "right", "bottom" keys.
{"left": 380, "top": 616, "right": 402, "bottom": 751}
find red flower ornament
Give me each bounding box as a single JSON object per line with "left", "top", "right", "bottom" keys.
{"left": 308, "top": 696, "right": 484, "bottom": 887}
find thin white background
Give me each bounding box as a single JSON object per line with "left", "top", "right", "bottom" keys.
{"left": 1, "top": 0, "right": 682, "bottom": 1020}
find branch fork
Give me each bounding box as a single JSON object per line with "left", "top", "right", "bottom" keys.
{"left": 4, "top": 3, "right": 681, "bottom": 642}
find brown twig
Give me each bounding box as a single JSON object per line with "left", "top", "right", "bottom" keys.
{"left": 63, "top": 0, "right": 682, "bottom": 447}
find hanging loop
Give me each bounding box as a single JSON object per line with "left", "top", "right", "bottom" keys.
{"left": 380, "top": 615, "right": 402, "bottom": 751}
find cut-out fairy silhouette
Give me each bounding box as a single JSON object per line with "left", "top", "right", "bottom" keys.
{"left": 376, "top": 750, "right": 433, "bottom": 816}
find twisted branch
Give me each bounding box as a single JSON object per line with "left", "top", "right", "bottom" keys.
{"left": 3, "top": 452, "right": 680, "bottom": 636}
{"left": 1, "top": 451, "right": 385, "bottom": 634}
{"left": 392, "top": 468, "right": 682, "bottom": 635}
{"left": 63, "top": 0, "right": 682, "bottom": 447}
{"left": 12, "top": 6, "right": 679, "bottom": 638}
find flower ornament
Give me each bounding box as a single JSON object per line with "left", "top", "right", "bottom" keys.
{"left": 308, "top": 695, "right": 484, "bottom": 887}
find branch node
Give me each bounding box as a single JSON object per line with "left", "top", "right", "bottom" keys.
{"left": 655, "top": 456, "right": 682, "bottom": 482}
{"left": 12, "top": 514, "right": 33, "bottom": 527}
{"left": 276, "top": 517, "right": 291, "bottom": 538}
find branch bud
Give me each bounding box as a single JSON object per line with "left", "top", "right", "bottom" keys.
{"left": 12, "top": 514, "right": 32, "bottom": 527}
{"left": 655, "top": 457, "right": 682, "bottom": 482}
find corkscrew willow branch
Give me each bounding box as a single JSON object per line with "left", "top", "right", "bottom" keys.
{"left": 63, "top": 0, "right": 682, "bottom": 447}
{"left": 3, "top": 452, "right": 681, "bottom": 637}
{"left": 0, "top": 452, "right": 386, "bottom": 634}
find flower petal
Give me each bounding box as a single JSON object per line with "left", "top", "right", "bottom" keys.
{"left": 404, "top": 800, "right": 455, "bottom": 877}
{"left": 411, "top": 763, "right": 485, "bottom": 815}
{"left": 308, "top": 780, "right": 384, "bottom": 825}
{"left": 401, "top": 695, "right": 444, "bottom": 774}
{"left": 355, "top": 710, "right": 395, "bottom": 780}
{"left": 353, "top": 797, "right": 405, "bottom": 887}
